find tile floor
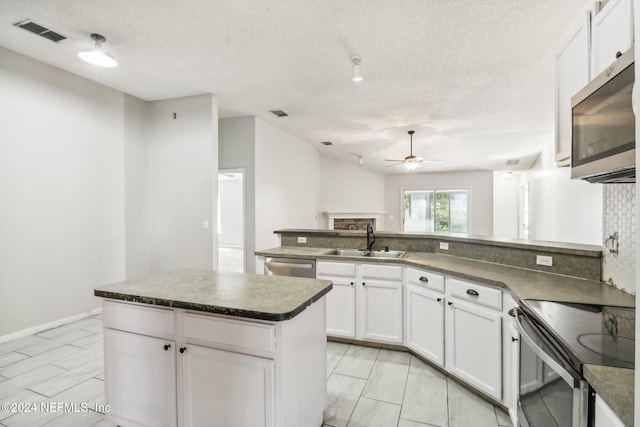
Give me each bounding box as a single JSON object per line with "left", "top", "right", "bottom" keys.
{"left": 0, "top": 316, "right": 513, "bottom": 427}
{"left": 324, "top": 342, "right": 513, "bottom": 427}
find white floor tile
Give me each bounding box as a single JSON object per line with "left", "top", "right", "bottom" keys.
{"left": 0, "top": 365, "right": 66, "bottom": 400}
{"left": 377, "top": 349, "right": 411, "bottom": 364}
{"left": 346, "top": 397, "right": 401, "bottom": 427}
{"left": 0, "top": 336, "right": 47, "bottom": 356}
{"left": 0, "top": 390, "right": 47, "bottom": 422}
{"left": 400, "top": 373, "right": 448, "bottom": 426}
{"left": 362, "top": 359, "right": 409, "bottom": 404}
{"left": 18, "top": 329, "right": 94, "bottom": 357}
{"left": 327, "top": 341, "right": 350, "bottom": 356}
{"left": 409, "top": 355, "right": 445, "bottom": 379}
{"left": 397, "top": 419, "right": 430, "bottom": 427}
{"left": 0, "top": 345, "right": 79, "bottom": 378}
{"left": 324, "top": 373, "right": 366, "bottom": 427}
{"left": 447, "top": 379, "right": 499, "bottom": 427}
{"left": 28, "top": 358, "right": 103, "bottom": 397}
{"left": 0, "top": 354, "right": 28, "bottom": 370}
{"left": 333, "top": 345, "right": 379, "bottom": 379}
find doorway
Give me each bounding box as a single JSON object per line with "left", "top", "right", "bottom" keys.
{"left": 218, "top": 170, "right": 245, "bottom": 272}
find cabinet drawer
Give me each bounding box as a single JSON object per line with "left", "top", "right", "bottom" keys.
{"left": 183, "top": 312, "right": 276, "bottom": 354}
{"left": 406, "top": 267, "right": 444, "bottom": 292}
{"left": 317, "top": 261, "right": 356, "bottom": 277}
{"left": 447, "top": 278, "right": 502, "bottom": 310}
{"left": 103, "top": 300, "right": 175, "bottom": 338}
{"left": 361, "top": 264, "right": 403, "bottom": 281}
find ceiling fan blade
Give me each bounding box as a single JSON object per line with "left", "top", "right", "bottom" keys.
{"left": 384, "top": 159, "right": 404, "bottom": 162}
{"left": 385, "top": 162, "right": 404, "bottom": 167}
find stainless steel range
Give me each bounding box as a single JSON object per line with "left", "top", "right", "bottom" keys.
{"left": 515, "top": 301, "right": 634, "bottom": 427}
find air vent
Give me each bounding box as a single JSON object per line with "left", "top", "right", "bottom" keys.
{"left": 320, "top": 141, "right": 333, "bottom": 146}
{"left": 14, "top": 19, "right": 67, "bottom": 43}
{"left": 269, "top": 110, "right": 289, "bottom": 117}
{"left": 506, "top": 159, "right": 520, "bottom": 166}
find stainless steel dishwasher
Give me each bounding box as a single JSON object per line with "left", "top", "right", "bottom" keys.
{"left": 264, "top": 257, "right": 316, "bottom": 278}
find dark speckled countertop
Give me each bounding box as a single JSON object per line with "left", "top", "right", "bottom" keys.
{"left": 256, "top": 246, "right": 635, "bottom": 423}
{"left": 94, "top": 269, "right": 332, "bottom": 321}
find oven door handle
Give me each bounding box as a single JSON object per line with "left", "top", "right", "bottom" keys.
{"left": 514, "top": 307, "right": 577, "bottom": 387}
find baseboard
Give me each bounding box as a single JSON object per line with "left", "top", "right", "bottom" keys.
{"left": 0, "top": 307, "right": 103, "bottom": 345}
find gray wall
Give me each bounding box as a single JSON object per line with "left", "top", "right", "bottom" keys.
{"left": 0, "top": 47, "right": 126, "bottom": 336}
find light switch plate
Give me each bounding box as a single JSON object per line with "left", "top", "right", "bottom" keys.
{"left": 440, "top": 242, "right": 449, "bottom": 250}
{"left": 536, "top": 255, "right": 553, "bottom": 266}
{"left": 203, "top": 220, "right": 209, "bottom": 230}
{"left": 297, "top": 236, "right": 307, "bottom": 244}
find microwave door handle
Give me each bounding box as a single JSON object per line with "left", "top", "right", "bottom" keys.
{"left": 514, "top": 308, "right": 576, "bottom": 387}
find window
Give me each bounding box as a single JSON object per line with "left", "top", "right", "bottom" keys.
{"left": 403, "top": 189, "right": 468, "bottom": 233}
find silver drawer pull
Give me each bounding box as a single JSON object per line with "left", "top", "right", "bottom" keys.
{"left": 466, "top": 289, "right": 479, "bottom": 296}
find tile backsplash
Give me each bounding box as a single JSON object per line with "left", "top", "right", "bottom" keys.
{"left": 602, "top": 184, "right": 636, "bottom": 295}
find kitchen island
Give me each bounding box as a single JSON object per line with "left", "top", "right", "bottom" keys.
{"left": 94, "top": 269, "right": 332, "bottom": 427}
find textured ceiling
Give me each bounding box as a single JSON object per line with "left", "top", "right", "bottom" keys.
{"left": 0, "top": 0, "right": 592, "bottom": 174}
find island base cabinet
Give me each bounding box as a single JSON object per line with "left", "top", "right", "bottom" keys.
{"left": 446, "top": 298, "right": 502, "bottom": 401}
{"left": 181, "top": 345, "right": 274, "bottom": 427}
{"left": 104, "top": 328, "right": 177, "bottom": 427}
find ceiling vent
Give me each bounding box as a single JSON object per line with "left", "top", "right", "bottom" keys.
{"left": 14, "top": 19, "right": 67, "bottom": 43}
{"left": 506, "top": 159, "right": 520, "bottom": 166}
{"left": 320, "top": 141, "right": 333, "bottom": 146}
{"left": 269, "top": 110, "right": 289, "bottom": 118}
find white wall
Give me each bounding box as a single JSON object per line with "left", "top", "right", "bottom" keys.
{"left": 255, "top": 117, "right": 320, "bottom": 269}
{"left": 124, "top": 95, "right": 150, "bottom": 279}
{"left": 219, "top": 177, "right": 244, "bottom": 247}
{"left": 219, "top": 117, "right": 256, "bottom": 272}
{"left": 319, "top": 156, "right": 385, "bottom": 228}
{"left": 0, "top": 47, "right": 126, "bottom": 336}
{"left": 493, "top": 172, "right": 521, "bottom": 238}
{"left": 384, "top": 171, "right": 494, "bottom": 235}
{"left": 147, "top": 95, "right": 218, "bottom": 273}
{"left": 526, "top": 145, "right": 602, "bottom": 245}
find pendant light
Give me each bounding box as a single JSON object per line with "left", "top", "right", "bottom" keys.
{"left": 78, "top": 33, "right": 118, "bottom": 68}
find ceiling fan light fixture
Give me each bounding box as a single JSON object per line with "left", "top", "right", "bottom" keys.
{"left": 78, "top": 33, "right": 118, "bottom": 68}
{"left": 351, "top": 56, "right": 363, "bottom": 82}
{"left": 404, "top": 159, "right": 422, "bottom": 170}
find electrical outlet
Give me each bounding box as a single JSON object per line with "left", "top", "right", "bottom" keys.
{"left": 536, "top": 255, "right": 553, "bottom": 267}
{"left": 440, "top": 242, "right": 449, "bottom": 250}
{"left": 203, "top": 220, "right": 209, "bottom": 230}
{"left": 297, "top": 236, "right": 307, "bottom": 244}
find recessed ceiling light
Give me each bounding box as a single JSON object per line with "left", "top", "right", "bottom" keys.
{"left": 78, "top": 33, "right": 118, "bottom": 68}
{"left": 269, "top": 110, "right": 289, "bottom": 117}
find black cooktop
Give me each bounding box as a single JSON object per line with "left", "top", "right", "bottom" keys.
{"left": 523, "top": 300, "right": 635, "bottom": 370}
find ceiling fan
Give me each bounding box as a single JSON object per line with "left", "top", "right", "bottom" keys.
{"left": 385, "top": 130, "right": 441, "bottom": 170}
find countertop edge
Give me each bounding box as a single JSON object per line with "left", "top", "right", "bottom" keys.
{"left": 94, "top": 283, "right": 333, "bottom": 322}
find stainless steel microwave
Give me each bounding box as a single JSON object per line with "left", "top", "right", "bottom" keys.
{"left": 571, "top": 48, "right": 635, "bottom": 183}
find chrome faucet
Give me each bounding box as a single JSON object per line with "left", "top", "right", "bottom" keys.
{"left": 366, "top": 223, "right": 375, "bottom": 252}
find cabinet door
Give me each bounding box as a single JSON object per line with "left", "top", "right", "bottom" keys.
{"left": 405, "top": 285, "right": 444, "bottom": 366}
{"left": 182, "top": 345, "right": 274, "bottom": 427}
{"left": 446, "top": 298, "right": 502, "bottom": 400}
{"left": 555, "top": 12, "right": 591, "bottom": 164}
{"left": 104, "top": 328, "right": 177, "bottom": 427}
{"left": 592, "top": 0, "right": 633, "bottom": 77}
{"left": 324, "top": 276, "right": 356, "bottom": 338}
{"left": 359, "top": 279, "right": 403, "bottom": 343}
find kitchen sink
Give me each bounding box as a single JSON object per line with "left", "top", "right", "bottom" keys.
{"left": 326, "top": 248, "right": 405, "bottom": 259}
{"left": 369, "top": 250, "right": 405, "bottom": 258}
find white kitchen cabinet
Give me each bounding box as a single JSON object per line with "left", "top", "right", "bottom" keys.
{"left": 181, "top": 345, "right": 274, "bottom": 427}
{"left": 317, "top": 261, "right": 357, "bottom": 338}
{"left": 102, "top": 298, "right": 326, "bottom": 427}
{"left": 404, "top": 267, "right": 445, "bottom": 366}
{"left": 592, "top": 0, "right": 633, "bottom": 77}
{"left": 318, "top": 261, "right": 403, "bottom": 344}
{"left": 104, "top": 328, "right": 177, "bottom": 427}
{"left": 595, "top": 394, "right": 625, "bottom": 427}
{"left": 555, "top": 11, "right": 591, "bottom": 165}
{"left": 446, "top": 279, "right": 502, "bottom": 401}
